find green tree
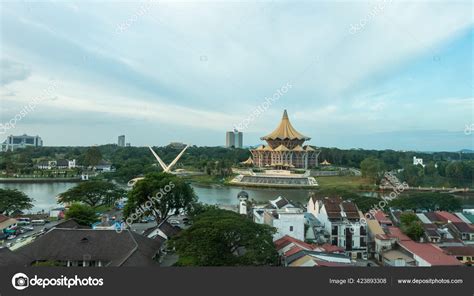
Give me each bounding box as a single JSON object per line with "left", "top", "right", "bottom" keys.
{"left": 124, "top": 172, "right": 197, "bottom": 223}
{"left": 360, "top": 157, "right": 385, "bottom": 184}
{"left": 399, "top": 212, "right": 424, "bottom": 241}
{"left": 0, "top": 189, "right": 34, "bottom": 215}
{"left": 389, "top": 193, "right": 461, "bottom": 211}
{"left": 404, "top": 221, "right": 424, "bottom": 241}
{"left": 400, "top": 212, "right": 419, "bottom": 225}
{"left": 171, "top": 209, "right": 278, "bottom": 266}
{"left": 84, "top": 146, "right": 103, "bottom": 167}
{"left": 58, "top": 180, "right": 125, "bottom": 207}
{"left": 399, "top": 165, "right": 425, "bottom": 186}
{"left": 65, "top": 203, "right": 98, "bottom": 226}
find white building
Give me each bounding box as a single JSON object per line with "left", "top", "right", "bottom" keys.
{"left": 264, "top": 208, "right": 305, "bottom": 241}
{"left": 253, "top": 196, "right": 297, "bottom": 224}
{"left": 253, "top": 197, "right": 305, "bottom": 241}
{"left": 413, "top": 156, "right": 425, "bottom": 167}
{"left": 308, "top": 196, "right": 368, "bottom": 259}
{"left": 1, "top": 134, "right": 43, "bottom": 152}
{"left": 37, "top": 159, "right": 77, "bottom": 170}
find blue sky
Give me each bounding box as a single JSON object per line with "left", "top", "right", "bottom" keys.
{"left": 0, "top": 0, "right": 473, "bottom": 151}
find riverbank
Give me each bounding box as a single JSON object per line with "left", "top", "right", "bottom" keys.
{"left": 0, "top": 177, "right": 83, "bottom": 183}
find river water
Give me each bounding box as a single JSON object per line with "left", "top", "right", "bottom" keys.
{"left": 0, "top": 182, "right": 315, "bottom": 213}
{"left": 2, "top": 182, "right": 472, "bottom": 213}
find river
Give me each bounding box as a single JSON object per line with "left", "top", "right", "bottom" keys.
{"left": 0, "top": 182, "right": 315, "bottom": 213}
{"left": 1, "top": 182, "right": 472, "bottom": 213}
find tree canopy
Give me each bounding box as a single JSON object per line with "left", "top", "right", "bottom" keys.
{"left": 171, "top": 208, "right": 278, "bottom": 266}
{"left": 0, "top": 188, "right": 34, "bottom": 215}
{"left": 399, "top": 212, "right": 424, "bottom": 241}
{"left": 360, "top": 157, "right": 386, "bottom": 184}
{"left": 58, "top": 180, "right": 126, "bottom": 207}
{"left": 124, "top": 172, "right": 197, "bottom": 223}
{"left": 84, "top": 146, "right": 103, "bottom": 167}
{"left": 388, "top": 192, "right": 461, "bottom": 212}
{"left": 65, "top": 203, "right": 98, "bottom": 226}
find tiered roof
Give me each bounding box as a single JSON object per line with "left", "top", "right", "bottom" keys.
{"left": 252, "top": 144, "right": 316, "bottom": 152}
{"left": 261, "top": 110, "right": 310, "bottom": 141}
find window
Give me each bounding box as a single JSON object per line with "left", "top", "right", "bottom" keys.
{"left": 289, "top": 226, "right": 293, "bottom": 231}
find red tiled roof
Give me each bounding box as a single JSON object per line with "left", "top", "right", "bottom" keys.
{"left": 452, "top": 222, "right": 474, "bottom": 233}
{"left": 387, "top": 226, "right": 412, "bottom": 241}
{"left": 398, "top": 241, "right": 462, "bottom": 266}
{"left": 374, "top": 210, "right": 392, "bottom": 224}
{"left": 314, "top": 260, "right": 349, "bottom": 267}
{"left": 375, "top": 234, "right": 397, "bottom": 240}
{"left": 274, "top": 235, "right": 315, "bottom": 251}
{"left": 317, "top": 244, "right": 345, "bottom": 253}
{"left": 284, "top": 246, "right": 304, "bottom": 257}
{"left": 442, "top": 246, "right": 474, "bottom": 256}
{"left": 275, "top": 235, "right": 345, "bottom": 256}
{"left": 435, "top": 211, "right": 463, "bottom": 223}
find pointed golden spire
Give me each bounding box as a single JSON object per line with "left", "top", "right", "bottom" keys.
{"left": 261, "top": 110, "right": 310, "bottom": 141}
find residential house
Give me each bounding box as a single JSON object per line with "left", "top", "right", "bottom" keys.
{"left": 263, "top": 208, "right": 305, "bottom": 241}
{"left": 253, "top": 197, "right": 305, "bottom": 241}
{"left": 254, "top": 196, "right": 297, "bottom": 224}
{"left": 14, "top": 228, "right": 162, "bottom": 267}
{"left": 274, "top": 235, "right": 350, "bottom": 267}
{"left": 455, "top": 212, "right": 474, "bottom": 224}
{"left": 379, "top": 226, "right": 462, "bottom": 267}
{"left": 310, "top": 197, "right": 367, "bottom": 259}
{"left": 373, "top": 210, "right": 393, "bottom": 227}
{"left": 94, "top": 161, "right": 114, "bottom": 172}
{"left": 441, "top": 246, "right": 474, "bottom": 266}
{"left": 422, "top": 224, "right": 442, "bottom": 243}
{"left": 448, "top": 222, "right": 474, "bottom": 244}
{"left": 366, "top": 219, "right": 384, "bottom": 258}
{"left": 143, "top": 221, "right": 181, "bottom": 241}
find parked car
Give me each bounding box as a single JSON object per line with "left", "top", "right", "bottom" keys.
{"left": 169, "top": 220, "right": 180, "bottom": 225}
{"left": 31, "top": 220, "right": 46, "bottom": 226}
{"left": 17, "top": 218, "right": 31, "bottom": 225}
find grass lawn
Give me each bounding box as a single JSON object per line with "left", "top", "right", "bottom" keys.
{"left": 182, "top": 174, "right": 228, "bottom": 185}
{"left": 316, "top": 175, "right": 375, "bottom": 190}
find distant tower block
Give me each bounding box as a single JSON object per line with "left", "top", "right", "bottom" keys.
{"left": 118, "top": 135, "right": 125, "bottom": 147}
{"left": 226, "top": 129, "right": 243, "bottom": 148}
{"left": 237, "top": 191, "right": 249, "bottom": 215}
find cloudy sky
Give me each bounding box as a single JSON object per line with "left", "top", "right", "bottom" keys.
{"left": 0, "top": 0, "right": 473, "bottom": 151}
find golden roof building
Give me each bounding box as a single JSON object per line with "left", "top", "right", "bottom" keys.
{"left": 251, "top": 110, "right": 320, "bottom": 169}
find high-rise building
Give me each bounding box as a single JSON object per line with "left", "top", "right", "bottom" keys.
{"left": 226, "top": 129, "right": 243, "bottom": 148}
{"left": 118, "top": 135, "right": 125, "bottom": 147}
{"left": 1, "top": 134, "right": 43, "bottom": 152}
